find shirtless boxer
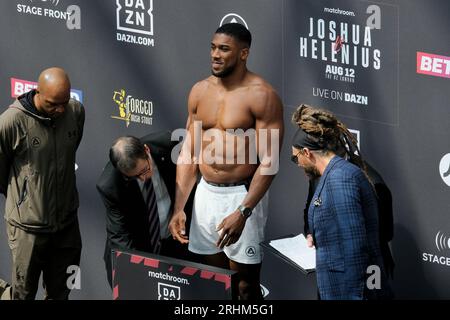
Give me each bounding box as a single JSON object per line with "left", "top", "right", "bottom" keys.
{"left": 169, "top": 23, "right": 283, "bottom": 300}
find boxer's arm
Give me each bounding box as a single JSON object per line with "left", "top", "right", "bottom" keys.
{"left": 169, "top": 83, "right": 202, "bottom": 244}
{"left": 217, "top": 86, "right": 284, "bottom": 248}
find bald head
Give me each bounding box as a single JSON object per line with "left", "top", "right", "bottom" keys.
{"left": 38, "top": 67, "right": 70, "bottom": 91}
{"left": 34, "top": 67, "right": 71, "bottom": 119}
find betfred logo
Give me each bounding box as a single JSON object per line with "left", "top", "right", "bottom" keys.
{"left": 11, "top": 78, "right": 36, "bottom": 97}
{"left": 417, "top": 52, "right": 450, "bottom": 79}
{"left": 11, "top": 78, "right": 83, "bottom": 103}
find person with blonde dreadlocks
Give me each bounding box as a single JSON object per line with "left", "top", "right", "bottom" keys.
{"left": 290, "top": 104, "right": 392, "bottom": 300}
{"left": 292, "top": 105, "right": 395, "bottom": 282}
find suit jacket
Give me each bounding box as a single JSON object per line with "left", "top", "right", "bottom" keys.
{"left": 96, "top": 131, "right": 183, "bottom": 286}
{"left": 308, "top": 156, "right": 390, "bottom": 300}
{"left": 304, "top": 160, "right": 395, "bottom": 279}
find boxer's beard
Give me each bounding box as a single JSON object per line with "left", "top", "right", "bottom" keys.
{"left": 212, "top": 62, "right": 237, "bottom": 78}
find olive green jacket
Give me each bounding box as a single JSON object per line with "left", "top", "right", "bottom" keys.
{"left": 0, "top": 94, "right": 85, "bottom": 232}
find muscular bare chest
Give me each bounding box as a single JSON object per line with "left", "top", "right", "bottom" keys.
{"left": 195, "top": 88, "right": 254, "bottom": 131}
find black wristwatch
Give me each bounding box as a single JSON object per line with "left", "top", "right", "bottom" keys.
{"left": 237, "top": 205, "right": 253, "bottom": 219}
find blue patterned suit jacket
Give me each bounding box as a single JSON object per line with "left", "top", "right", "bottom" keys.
{"left": 308, "top": 156, "right": 387, "bottom": 299}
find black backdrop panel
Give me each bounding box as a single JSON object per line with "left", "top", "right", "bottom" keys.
{"left": 0, "top": 0, "right": 449, "bottom": 299}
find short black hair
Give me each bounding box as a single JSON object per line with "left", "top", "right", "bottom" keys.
{"left": 109, "top": 136, "right": 147, "bottom": 173}
{"left": 215, "top": 23, "right": 252, "bottom": 48}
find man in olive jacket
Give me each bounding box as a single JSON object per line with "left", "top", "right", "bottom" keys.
{"left": 0, "top": 67, "right": 85, "bottom": 300}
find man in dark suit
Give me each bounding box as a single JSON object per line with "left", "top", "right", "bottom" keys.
{"left": 96, "top": 131, "right": 193, "bottom": 287}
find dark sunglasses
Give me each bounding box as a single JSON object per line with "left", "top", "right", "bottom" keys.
{"left": 291, "top": 149, "right": 303, "bottom": 165}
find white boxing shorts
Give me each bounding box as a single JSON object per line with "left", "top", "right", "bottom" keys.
{"left": 188, "top": 178, "right": 269, "bottom": 264}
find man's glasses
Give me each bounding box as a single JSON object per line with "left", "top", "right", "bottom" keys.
{"left": 123, "top": 158, "right": 152, "bottom": 181}
{"left": 291, "top": 149, "right": 303, "bottom": 165}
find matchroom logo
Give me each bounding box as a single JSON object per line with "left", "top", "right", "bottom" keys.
{"left": 417, "top": 52, "right": 450, "bottom": 79}
{"left": 116, "top": 0, "right": 154, "bottom": 47}
{"left": 112, "top": 89, "right": 153, "bottom": 127}
{"left": 11, "top": 77, "right": 83, "bottom": 103}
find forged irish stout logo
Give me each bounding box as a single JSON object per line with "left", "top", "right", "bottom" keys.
{"left": 112, "top": 89, "right": 154, "bottom": 127}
